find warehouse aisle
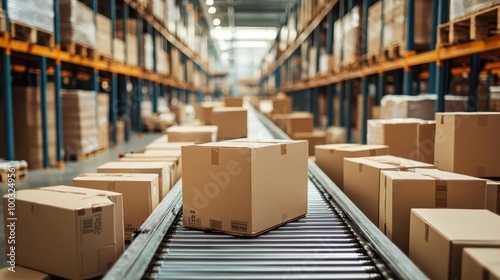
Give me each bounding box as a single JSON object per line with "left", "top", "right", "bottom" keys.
{"left": 0, "top": 132, "right": 163, "bottom": 268}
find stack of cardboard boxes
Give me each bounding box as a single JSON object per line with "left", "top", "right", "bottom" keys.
{"left": 96, "top": 14, "right": 112, "bottom": 59}
{"left": 314, "top": 111, "right": 500, "bottom": 279}
{"left": 97, "top": 93, "right": 110, "bottom": 150}
{"left": 62, "top": 90, "right": 99, "bottom": 158}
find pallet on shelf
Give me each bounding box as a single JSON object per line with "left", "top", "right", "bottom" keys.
{"left": 438, "top": 4, "right": 500, "bottom": 46}
{"left": 64, "top": 148, "right": 106, "bottom": 162}
{"left": 9, "top": 20, "right": 54, "bottom": 47}
{"left": 61, "top": 41, "right": 95, "bottom": 58}
{"left": 0, "top": 161, "right": 28, "bottom": 183}
{"left": 383, "top": 42, "right": 405, "bottom": 60}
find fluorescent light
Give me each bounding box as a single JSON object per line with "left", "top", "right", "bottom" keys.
{"left": 211, "top": 28, "right": 233, "bottom": 40}
{"left": 213, "top": 18, "right": 221, "bottom": 26}
{"left": 205, "top": 0, "right": 214, "bottom": 5}
{"left": 221, "top": 52, "right": 229, "bottom": 60}
{"left": 235, "top": 28, "right": 277, "bottom": 40}
{"left": 233, "top": 41, "right": 269, "bottom": 48}
{"left": 208, "top": 6, "right": 216, "bottom": 14}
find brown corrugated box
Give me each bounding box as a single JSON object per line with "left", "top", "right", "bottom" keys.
{"left": 118, "top": 155, "right": 181, "bottom": 188}
{"left": 486, "top": 180, "right": 500, "bottom": 215}
{"left": 380, "top": 169, "right": 487, "bottom": 254}
{"left": 145, "top": 142, "right": 194, "bottom": 150}
{"left": 367, "top": 118, "right": 435, "bottom": 164}
{"left": 2, "top": 186, "right": 124, "bottom": 280}
{"left": 434, "top": 113, "right": 500, "bottom": 177}
{"left": 0, "top": 266, "right": 51, "bottom": 279}
{"left": 315, "top": 144, "right": 388, "bottom": 190}
{"left": 291, "top": 131, "right": 327, "bottom": 156}
{"left": 409, "top": 209, "right": 500, "bottom": 280}
{"left": 271, "top": 97, "right": 292, "bottom": 114}
{"left": 224, "top": 97, "right": 244, "bottom": 107}
{"left": 73, "top": 173, "right": 159, "bottom": 240}
{"left": 97, "top": 161, "right": 171, "bottom": 200}
{"left": 211, "top": 107, "right": 248, "bottom": 140}
{"left": 166, "top": 125, "right": 218, "bottom": 143}
{"left": 197, "top": 101, "right": 225, "bottom": 124}
{"left": 182, "top": 139, "right": 308, "bottom": 236}
{"left": 343, "top": 155, "right": 434, "bottom": 225}
{"left": 461, "top": 248, "right": 500, "bottom": 280}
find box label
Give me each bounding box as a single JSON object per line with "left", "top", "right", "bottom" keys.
{"left": 231, "top": 220, "right": 248, "bottom": 232}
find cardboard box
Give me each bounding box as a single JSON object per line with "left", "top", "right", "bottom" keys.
{"left": 343, "top": 155, "right": 434, "bottom": 225}
{"left": 486, "top": 180, "right": 500, "bottom": 215}
{"left": 272, "top": 112, "right": 314, "bottom": 135}
{"left": 144, "top": 142, "right": 194, "bottom": 150}
{"left": 151, "top": 135, "right": 168, "bottom": 143}
{"left": 367, "top": 118, "right": 435, "bottom": 164}
{"left": 166, "top": 125, "right": 218, "bottom": 143}
{"left": 182, "top": 139, "right": 308, "bottom": 236}
{"left": 380, "top": 169, "right": 487, "bottom": 254}
{"left": 224, "top": 97, "right": 244, "bottom": 107}
{"left": 97, "top": 162, "right": 171, "bottom": 200}
{"left": 462, "top": 248, "right": 500, "bottom": 280}
{"left": 435, "top": 113, "right": 500, "bottom": 177}
{"left": 211, "top": 107, "right": 248, "bottom": 140}
{"left": 197, "top": 101, "right": 225, "bottom": 124}
{"left": 3, "top": 186, "right": 124, "bottom": 280}
{"left": 0, "top": 266, "right": 51, "bottom": 279}
{"left": 118, "top": 155, "right": 181, "bottom": 187}
{"left": 315, "top": 144, "right": 389, "bottom": 190}
{"left": 73, "top": 173, "right": 159, "bottom": 240}
{"left": 409, "top": 209, "right": 500, "bottom": 280}
{"left": 291, "top": 131, "right": 327, "bottom": 156}
{"left": 271, "top": 97, "right": 292, "bottom": 114}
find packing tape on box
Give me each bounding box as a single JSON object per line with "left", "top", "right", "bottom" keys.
{"left": 414, "top": 173, "right": 448, "bottom": 207}
{"left": 281, "top": 144, "right": 287, "bottom": 155}
{"left": 424, "top": 223, "right": 430, "bottom": 242}
{"left": 211, "top": 148, "right": 219, "bottom": 165}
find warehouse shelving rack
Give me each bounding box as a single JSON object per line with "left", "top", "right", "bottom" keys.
{"left": 259, "top": 0, "right": 500, "bottom": 144}
{"left": 0, "top": 0, "right": 216, "bottom": 166}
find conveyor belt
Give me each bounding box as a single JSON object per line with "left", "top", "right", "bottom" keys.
{"left": 104, "top": 105, "right": 428, "bottom": 280}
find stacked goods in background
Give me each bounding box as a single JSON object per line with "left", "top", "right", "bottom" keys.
{"left": 116, "top": 118, "right": 127, "bottom": 144}
{"left": 490, "top": 86, "right": 500, "bottom": 112}
{"left": 152, "top": 0, "right": 165, "bottom": 22}
{"left": 379, "top": 169, "right": 488, "bottom": 254}
{"left": 97, "top": 93, "right": 110, "bottom": 150}
{"left": 60, "top": 0, "right": 96, "bottom": 51}
{"left": 62, "top": 90, "right": 99, "bottom": 158}
{"left": 142, "top": 33, "right": 154, "bottom": 71}
{"left": 7, "top": 0, "right": 54, "bottom": 39}
{"left": 96, "top": 14, "right": 112, "bottom": 59}
{"left": 461, "top": 248, "right": 500, "bottom": 279}
{"left": 367, "top": 118, "right": 436, "bottom": 164}
{"left": 332, "top": 17, "right": 343, "bottom": 73}
{"left": 116, "top": 18, "right": 138, "bottom": 66}
{"left": 409, "top": 209, "right": 500, "bottom": 280}
{"left": 380, "top": 94, "right": 469, "bottom": 120}
{"left": 366, "top": 1, "right": 382, "bottom": 60}
{"left": 449, "top": 0, "right": 500, "bottom": 20}
{"left": 292, "top": 131, "right": 327, "bottom": 156}
{"left": 2, "top": 186, "right": 124, "bottom": 279}
{"left": 342, "top": 5, "right": 361, "bottom": 68}
{"left": 382, "top": 0, "right": 432, "bottom": 56}
{"left": 170, "top": 47, "right": 183, "bottom": 82}
{"left": 182, "top": 139, "right": 308, "bottom": 236}
{"left": 434, "top": 112, "right": 500, "bottom": 177}
{"left": 156, "top": 35, "right": 169, "bottom": 74}
{"left": 0, "top": 84, "right": 57, "bottom": 169}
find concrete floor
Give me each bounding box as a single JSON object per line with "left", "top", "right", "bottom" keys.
{"left": 0, "top": 132, "right": 163, "bottom": 269}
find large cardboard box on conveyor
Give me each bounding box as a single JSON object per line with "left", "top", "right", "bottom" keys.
{"left": 461, "top": 248, "right": 500, "bottom": 280}
{"left": 434, "top": 112, "right": 500, "bottom": 177}
{"left": 0, "top": 266, "right": 51, "bottom": 280}
{"left": 73, "top": 173, "right": 160, "bottom": 240}
{"left": 182, "top": 139, "right": 308, "bottom": 236}
{"left": 343, "top": 155, "right": 434, "bottom": 225}
{"left": 291, "top": 131, "right": 327, "bottom": 156}
{"left": 379, "top": 169, "right": 487, "bottom": 254}
{"left": 224, "top": 96, "right": 244, "bottom": 107}
{"left": 97, "top": 161, "right": 172, "bottom": 201}
{"left": 166, "top": 125, "right": 218, "bottom": 143}
{"left": 118, "top": 154, "right": 181, "bottom": 187}
{"left": 2, "top": 186, "right": 124, "bottom": 280}
{"left": 211, "top": 107, "right": 248, "bottom": 140}
{"left": 315, "top": 144, "right": 389, "bottom": 190}
{"left": 409, "top": 209, "right": 500, "bottom": 280}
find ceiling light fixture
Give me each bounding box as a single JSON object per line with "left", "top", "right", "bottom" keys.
{"left": 208, "top": 6, "right": 216, "bottom": 14}
{"left": 213, "top": 18, "right": 221, "bottom": 26}
{"left": 205, "top": 0, "right": 214, "bottom": 5}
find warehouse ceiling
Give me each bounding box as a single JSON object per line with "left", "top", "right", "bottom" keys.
{"left": 206, "top": 0, "right": 292, "bottom": 28}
